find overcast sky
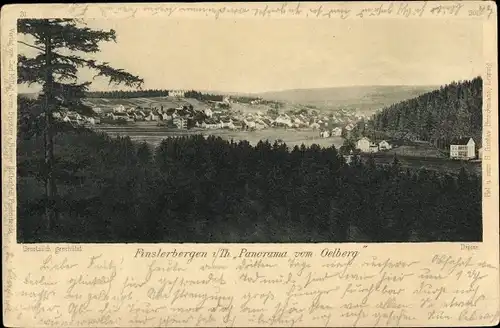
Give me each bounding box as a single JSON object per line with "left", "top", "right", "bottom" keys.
{"left": 18, "top": 18, "right": 483, "bottom": 94}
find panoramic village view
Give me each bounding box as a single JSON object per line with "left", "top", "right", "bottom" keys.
{"left": 17, "top": 18, "right": 482, "bottom": 243}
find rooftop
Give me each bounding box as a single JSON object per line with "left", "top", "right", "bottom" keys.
{"left": 451, "top": 137, "right": 474, "bottom": 144}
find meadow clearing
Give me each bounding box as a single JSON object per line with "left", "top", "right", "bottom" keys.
{"left": 95, "top": 122, "right": 345, "bottom": 148}
{"left": 94, "top": 122, "right": 481, "bottom": 175}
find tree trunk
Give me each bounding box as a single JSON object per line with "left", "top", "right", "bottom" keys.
{"left": 44, "top": 30, "right": 57, "bottom": 231}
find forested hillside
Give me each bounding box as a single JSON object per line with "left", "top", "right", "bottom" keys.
{"left": 86, "top": 89, "right": 169, "bottom": 99}
{"left": 257, "top": 85, "right": 437, "bottom": 113}
{"left": 356, "top": 77, "right": 482, "bottom": 147}
{"left": 18, "top": 123, "right": 482, "bottom": 243}
{"left": 85, "top": 89, "right": 225, "bottom": 100}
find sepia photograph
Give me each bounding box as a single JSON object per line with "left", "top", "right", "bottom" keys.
{"left": 17, "top": 16, "right": 483, "bottom": 244}
{"left": 4, "top": 3, "right": 499, "bottom": 328}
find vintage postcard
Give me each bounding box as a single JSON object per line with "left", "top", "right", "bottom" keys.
{"left": 2, "top": 1, "right": 499, "bottom": 327}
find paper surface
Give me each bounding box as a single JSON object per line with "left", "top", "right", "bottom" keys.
{"left": 2, "top": 2, "right": 499, "bottom": 327}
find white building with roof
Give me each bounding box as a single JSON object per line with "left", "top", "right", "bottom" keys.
{"left": 450, "top": 137, "right": 476, "bottom": 160}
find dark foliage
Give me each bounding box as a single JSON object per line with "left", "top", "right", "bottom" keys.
{"left": 354, "top": 77, "right": 482, "bottom": 148}
{"left": 86, "top": 89, "right": 226, "bottom": 101}
{"left": 18, "top": 18, "right": 144, "bottom": 230}
{"left": 18, "top": 126, "right": 482, "bottom": 243}
{"left": 184, "top": 90, "right": 224, "bottom": 102}
{"left": 86, "top": 89, "right": 169, "bottom": 98}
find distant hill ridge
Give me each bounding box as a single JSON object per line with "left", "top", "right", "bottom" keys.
{"left": 254, "top": 85, "right": 439, "bottom": 111}
{"left": 19, "top": 84, "right": 439, "bottom": 114}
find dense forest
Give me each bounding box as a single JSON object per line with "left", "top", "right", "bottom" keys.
{"left": 184, "top": 90, "right": 224, "bottom": 101}
{"left": 354, "top": 77, "right": 482, "bottom": 148}
{"left": 18, "top": 117, "right": 482, "bottom": 243}
{"left": 85, "top": 89, "right": 229, "bottom": 101}
{"left": 231, "top": 95, "right": 261, "bottom": 103}
{"left": 86, "top": 89, "right": 170, "bottom": 98}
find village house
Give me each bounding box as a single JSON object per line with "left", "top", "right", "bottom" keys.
{"left": 173, "top": 117, "right": 187, "bottom": 129}
{"left": 144, "top": 112, "right": 158, "bottom": 121}
{"left": 177, "top": 107, "right": 193, "bottom": 119}
{"left": 255, "top": 123, "right": 266, "bottom": 130}
{"left": 379, "top": 140, "right": 392, "bottom": 151}
{"left": 331, "top": 127, "right": 342, "bottom": 137}
{"left": 92, "top": 107, "right": 102, "bottom": 115}
{"left": 310, "top": 122, "right": 320, "bottom": 130}
{"left": 68, "top": 112, "right": 82, "bottom": 121}
{"left": 85, "top": 116, "right": 97, "bottom": 125}
{"left": 356, "top": 137, "right": 376, "bottom": 153}
{"left": 62, "top": 112, "right": 84, "bottom": 125}
{"left": 220, "top": 118, "right": 235, "bottom": 129}
{"left": 170, "top": 90, "right": 186, "bottom": 98}
{"left": 165, "top": 108, "right": 177, "bottom": 118}
{"left": 344, "top": 124, "right": 355, "bottom": 138}
{"left": 261, "top": 118, "right": 273, "bottom": 127}
{"left": 113, "top": 105, "right": 126, "bottom": 113}
{"left": 131, "top": 112, "right": 143, "bottom": 121}
{"left": 155, "top": 110, "right": 164, "bottom": 118}
{"left": 450, "top": 137, "right": 476, "bottom": 160}
{"left": 243, "top": 119, "right": 257, "bottom": 129}
{"left": 204, "top": 108, "right": 213, "bottom": 118}
{"left": 210, "top": 101, "right": 229, "bottom": 110}
{"left": 111, "top": 112, "right": 132, "bottom": 121}
{"left": 202, "top": 119, "right": 222, "bottom": 129}
{"left": 320, "top": 130, "right": 330, "bottom": 138}
{"left": 254, "top": 118, "right": 267, "bottom": 127}
{"left": 369, "top": 144, "right": 379, "bottom": 153}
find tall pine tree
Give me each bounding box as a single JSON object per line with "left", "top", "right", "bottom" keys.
{"left": 18, "top": 19, "right": 144, "bottom": 230}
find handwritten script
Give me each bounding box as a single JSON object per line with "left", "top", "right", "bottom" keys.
{"left": 2, "top": 2, "right": 499, "bottom": 327}
{"left": 59, "top": 2, "right": 496, "bottom": 20}
{"left": 5, "top": 246, "right": 499, "bottom": 327}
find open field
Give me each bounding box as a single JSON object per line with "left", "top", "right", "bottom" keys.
{"left": 83, "top": 96, "right": 303, "bottom": 115}
{"left": 82, "top": 97, "right": 208, "bottom": 112}
{"left": 386, "top": 142, "right": 447, "bottom": 158}
{"left": 95, "top": 122, "right": 344, "bottom": 148}
{"left": 94, "top": 122, "right": 480, "bottom": 174}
